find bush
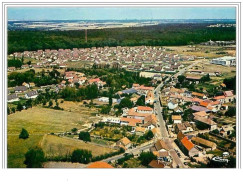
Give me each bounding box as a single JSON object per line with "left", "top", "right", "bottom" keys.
{"left": 79, "top": 132, "right": 91, "bottom": 142}
{"left": 139, "top": 152, "right": 156, "bottom": 166}
{"left": 19, "top": 128, "right": 29, "bottom": 139}
{"left": 24, "top": 147, "right": 45, "bottom": 168}
{"left": 71, "top": 149, "right": 92, "bottom": 164}
{"left": 225, "top": 107, "right": 236, "bottom": 117}
{"left": 144, "top": 130, "right": 154, "bottom": 140}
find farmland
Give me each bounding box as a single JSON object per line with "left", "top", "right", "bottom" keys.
{"left": 40, "top": 134, "right": 115, "bottom": 158}
{"left": 7, "top": 105, "right": 101, "bottom": 168}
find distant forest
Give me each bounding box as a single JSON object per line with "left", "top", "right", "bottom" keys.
{"left": 8, "top": 23, "right": 236, "bottom": 54}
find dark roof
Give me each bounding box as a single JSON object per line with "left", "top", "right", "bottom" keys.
{"left": 191, "top": 105, "right": 210, "bottom": 112}
{"left": 121, "top": 88, "right": 137, "bottom": 94}
{"left": 26, "top": 90, "right": 38, "bottom": 97}
{"left": 14, "top": 86, "right": 27, "bottom": 92}
{"left": 8, "top": 94, "right": 18, "bottom": 101}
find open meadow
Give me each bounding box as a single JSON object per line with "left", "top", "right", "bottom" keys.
{"left": 7, "top": 104, "right": 101, "bottom": 168}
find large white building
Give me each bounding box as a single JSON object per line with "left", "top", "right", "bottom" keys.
{"left": 211, "top": 56, "right": 236, "bottom": 66}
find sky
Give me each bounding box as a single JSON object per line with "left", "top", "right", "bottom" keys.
{"left": 8, "top": 7, "right": 236, "bottom": 21}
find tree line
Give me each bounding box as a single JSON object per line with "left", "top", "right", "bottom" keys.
{"left": 8, "top": 23, "right": 236, "bottom": 54}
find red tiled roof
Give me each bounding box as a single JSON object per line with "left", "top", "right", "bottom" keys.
{"left": 181, "top": 137, "right": 194, "bottom": 151}
{"left": 137, "top": 106, "right": 153, "bottom": 111}
{"left": 87, "top": 161, "right": 113, "bottom": 168}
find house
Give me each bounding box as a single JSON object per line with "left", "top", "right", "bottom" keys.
{"left": 151, "top": 128, "right": 160, "bottom": 138}
{"left": 157, "top": 149, "right": 172, "bottom": 166}
{"left": 14, "top": 86, "right": 28, "bottom": 93}
{"left": 173, "top": 106, "right": 183, "bottom": 114}
{"left": 175, "top": 122, "right": 194, "bottom": 134}
{"left": 168, "top": 100, "right": 178, "bottom": 110}
{"left": 136, "top": 85, "right": 154, "bottom": 95}
{"left": 102, "top": 117, "right": 120, "bottom": 124}
{"left": 120, "top": 117, "right": 142, "bottom": 128}
{"left": 213, "top": 95, "right": 226, "bottom": 104}
{"left": 136, "top": 106, "right": 153, "bottom": 114}
{"left": 191, "top": 105, "right": 210, "bottom": 113}
{"left": 7, "top": 94, "right": 19, "bottom": 103}
{"left": 154, "top": 139, "right": 170, "bottom": 151}
{"left": 87, "top": 161, "right": 113, "bottom": 168}
{"left": 186, "top": 76, "right": 202, "bottom": 84}
{"left": 172, "top": 115, "right": 182, "bottom": 124}
{"left": 148, "top": 160, "right": 165, "bottom": 168}
{"left": 220, "top": 125, "right": 234, "bottom": 137}
{"left": 223, "top": 90, "right": 235, "bottom": 103}
{"left": 21, "top": 64, "right": 29, "bottom": 69}
{"left": 192, "top": 92, "right": 207, "bottom": 99}
{"left": 180, "top": 136, "right": 199, "bottom": 157}
{"left": 145, "top": 91, "right": 154, "bottom": 105}
{"left": 191, "top": 137, "right": 217, "bottom": 151}
{"left": 116, "top": 137, "right": 132, "bottom": 150}
{"left": 143, "top": 114, "right": 157, "bottom": 130}
{"left": 135, "top": 126, "right": 146, "bottom": 136}
{"left": 8, "top": 67, "right": 16, "bottom": 72}
{"left": 25, "top": 91, "right": 38, "bottom": 99}
{"left": 194, "top": 116, "right": 217, "bottom": 131}
{"left": 22, "top": 82, "right": 30, "bottom": 88}
{"left": 29, "top": 82, "right": 35, "bottom": 88}
{"left": 193, "top": 111, "right": 208, "bottom": 118}
{"left": 121, "top": 88, "right": 137, "bottom": 95}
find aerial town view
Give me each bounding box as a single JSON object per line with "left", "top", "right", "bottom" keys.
{"left": 6, "top": 7, "right": 237, "bottom": 168}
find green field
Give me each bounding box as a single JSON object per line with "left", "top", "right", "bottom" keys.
{"left": 7, "top": 106, "right": 100, "bottom": 168}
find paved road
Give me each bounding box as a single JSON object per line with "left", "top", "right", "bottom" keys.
{"left": 152, "top": 61, "right": 200, "bottom": 168}
{"left": 103, "top": 143, "right": 154, "bottom": 163}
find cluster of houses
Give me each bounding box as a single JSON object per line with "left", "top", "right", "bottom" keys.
{"left": 7, "top": 83, "right": 39, "bottom": 103}
{"left": 9, "top": 46, "right": 195, "bottom": 73}
{"left": 163, "top": 86, "right": 235, "bottom": 132}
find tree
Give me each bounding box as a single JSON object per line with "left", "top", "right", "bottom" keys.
{"left": 178, "top": 75, "right": 186, "bottom": 84}
{"left": 224, "top": 76, "right": 236, "bottom": 91}
{"left": 139, "top": 152, "right": 157, "bottom": 166}
{"left": 71, "top": 128, "right": 78, "bottom": 134}
{"left": 7, "top": 107, "right": 10, "bottom": 115}
{"left": 19, "top": 128, "right": 29, "bottom": 139}
{"left": 24, "top": 147, "right": 45, "bottom": 168}
{"left": 100, "top": 105, "right": 111, "bottom": 114}
{"left": 200, "top": 74, "right": 210, "bottom": 82}
{"left": 225, "top": 107, "right": 236, "bottom": 117}
{"left": 48, "top": 100, "right": 53, "bottom": 107}
{"left": 183, "top": 108, "right": 194, "bottom": 121}
{"left": 144, "top": 130, "right": 154, "bottom": 140}
{"left": 71, "top": 149, "right": 92, "bottom": 164}
{"left": 79, "top": 132, "right": 91, "bottom": 142}
{"left": 119, "top": 97, "right": 133, "bottom": 109}
{"left": 109, "top": 95, "right": 112, "bottom": 106}
{"left": 136, "top": 95, "right": 145, "bottom": 106}
{"left": 11, "top": 107, "right": 15, "bottom": 113}
{"left": 16, "top": 102, "right": 23, "bottom": 111}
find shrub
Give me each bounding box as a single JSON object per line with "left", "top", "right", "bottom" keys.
{"left": 19, "top": 128, "right": 29, "bottom": 139}
{"left": 71, "top": 149, "right": 92, "bottom": 164}
{"left": 79, "top": 132, "right": 91, "bottom": 142}
{"left": 24, "top": 147, "right": 45, "bottom": 168}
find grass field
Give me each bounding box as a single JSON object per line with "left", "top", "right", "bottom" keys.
{"left": 7, "top": 105, "right": 101, "bottom": 168}
{"left": 40, "top": 135, "right": 115, "bottom": 158}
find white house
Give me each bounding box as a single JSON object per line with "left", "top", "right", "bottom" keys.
{"left": 25, "top": 91, "right": 38, "bottom": 99}
{"left": 168, "top": 100, "right": 178, "bottom": 110}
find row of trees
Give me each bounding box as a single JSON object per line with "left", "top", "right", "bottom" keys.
{"left": 8, "top": 69, "right": 61, "bottom": 87}
{"left": 61, "top": 84, "right": 99, "bottom": 101}
{"left": 8, "top": 23, "right": 236, "bottom": 54}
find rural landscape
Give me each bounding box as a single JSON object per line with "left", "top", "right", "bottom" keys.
{"left": 7, "top": 7, "right": 236, "bottom": 168}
